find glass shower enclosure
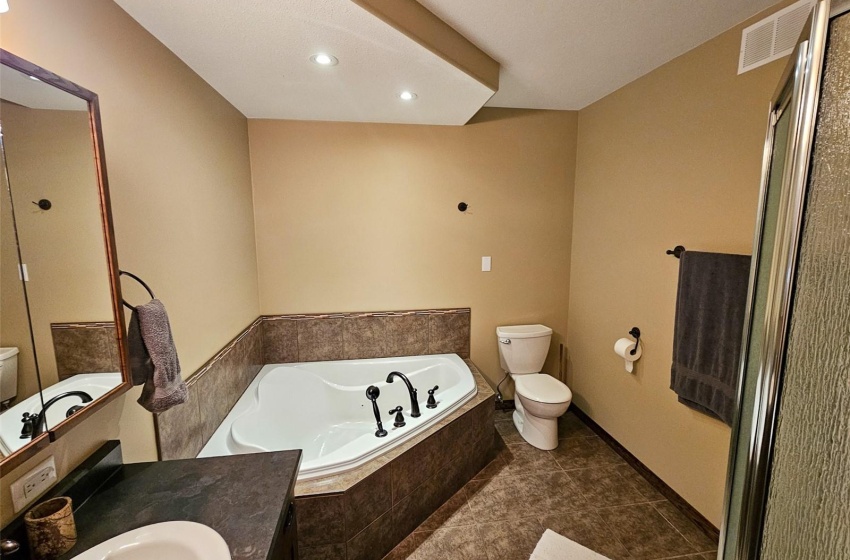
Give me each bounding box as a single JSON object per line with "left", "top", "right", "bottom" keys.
{"left": 720, "top": 0, "right": 850, "bottom": 558}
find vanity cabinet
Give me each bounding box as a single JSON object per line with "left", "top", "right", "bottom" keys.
{"left": 274, "top": 503, "right": 299, "bottom": 560}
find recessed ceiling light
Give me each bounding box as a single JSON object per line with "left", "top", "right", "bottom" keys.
{"left": 310, "top": 53, "right": 338, "bottom": 66}
{"left": 399, "top": 91, "right": 418, "bottom": 101}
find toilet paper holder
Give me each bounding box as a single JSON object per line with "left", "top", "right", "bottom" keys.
{"left": 628, "top": 327, "right": 641, "bottom": 355}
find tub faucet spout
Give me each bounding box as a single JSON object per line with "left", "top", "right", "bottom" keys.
{"left": 30, "top": 391, "right": 93, "bottom": 439}
{"left": 386, "top": 371, "right": 420, "bottom": 418}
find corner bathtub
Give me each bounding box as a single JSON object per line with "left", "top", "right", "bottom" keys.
{"left": 199, "top": 354, "right": 477, "bottom": 480}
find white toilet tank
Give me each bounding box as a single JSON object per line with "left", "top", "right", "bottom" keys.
{"left": 496, "top": 325, "right": 553, "bottom": 374}
{"left": 0, "top": 347, "right": 20, "bottom": 405}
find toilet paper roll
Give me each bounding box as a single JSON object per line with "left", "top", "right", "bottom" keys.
{"left": 614, "top": 338, "right": 642, "bottom": 373}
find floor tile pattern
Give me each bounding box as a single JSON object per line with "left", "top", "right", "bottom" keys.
{"left": 384, "top": 409, "right": 718, "bottom": 560}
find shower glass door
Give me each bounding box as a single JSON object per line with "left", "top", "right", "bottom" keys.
{"left": 758, "top": 8, "right": 850, "bottom": 559}
{"left": 720, "top": 1, "right": 848, "bottom": 558}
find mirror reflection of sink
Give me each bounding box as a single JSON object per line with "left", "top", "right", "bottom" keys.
{"left": 70, "top": 521, "right": 231, "bottom": 560}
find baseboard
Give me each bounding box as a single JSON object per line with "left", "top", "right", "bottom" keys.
{"left": 570, "top": 405, "right": 720, "bottom": 542}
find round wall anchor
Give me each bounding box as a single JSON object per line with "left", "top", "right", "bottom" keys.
{"left": 457, "top": 202, "right": 468, "bottom": 212}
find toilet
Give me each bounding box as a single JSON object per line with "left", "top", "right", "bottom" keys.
{"left": 496, "top": 325, "right": 571, "bottom": 450}
{"left": 0, "top": 347, "right": 19, "bottom": 408}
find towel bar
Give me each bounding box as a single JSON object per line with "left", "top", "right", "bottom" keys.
{"left": 666, "top": 245, "right": 686, "bottom": 258}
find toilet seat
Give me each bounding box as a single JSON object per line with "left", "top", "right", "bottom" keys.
{"left": 514, "top": 374, "right": 571, "bottom": 404}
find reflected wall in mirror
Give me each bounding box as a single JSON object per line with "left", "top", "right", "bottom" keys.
{"left": 0, "top": 50, "right": 130, "bottom": 468}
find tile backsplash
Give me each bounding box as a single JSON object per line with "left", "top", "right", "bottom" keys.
{"left": 51, "top": 322, "right": 121, "bottom": 380}
{"left": 155, "top": 318, "right": 263, "bottom": 460}
{"left": 155, "top": 308, "right": 471, "bottom": 461}
{"left": 263, "top": 309, "right": 470, "bottom": 364}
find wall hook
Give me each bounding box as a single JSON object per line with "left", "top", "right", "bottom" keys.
{"left": 32, "top": 199, "right": 52, "bottom": 211}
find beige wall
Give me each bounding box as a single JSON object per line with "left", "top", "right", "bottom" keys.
{"left": 0, "top": 0, "right": 258, "bottom": 526}
{"left": 249, "top": 109, "right": 577, "bottom": 393}
{"left": 1, "top": 102, "right": 113, "bottom": 394}
{"left": 0, "top": 149, "right": 39, "bottom": 406}
{"left": 567, "top": 7, "right": 789, "bottom": 525}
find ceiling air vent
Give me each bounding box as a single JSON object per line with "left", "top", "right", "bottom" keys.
{"left": 738, "top": 0, "right": 815, "bottom": 74}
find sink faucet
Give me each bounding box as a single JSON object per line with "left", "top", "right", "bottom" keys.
{"left": 30, "top": 391, "right": 93, "bottom": 439}
{"left": 385, "top": 371, "right": 420, "bottom": 418}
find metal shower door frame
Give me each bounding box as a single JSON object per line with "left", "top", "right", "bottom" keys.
{"left": 717, "top": 1, "right": 832, "bottom": 558}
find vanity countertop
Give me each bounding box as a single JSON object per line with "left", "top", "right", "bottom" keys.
{"left": 58, "top": 448, "right": 301, "bottom": 560}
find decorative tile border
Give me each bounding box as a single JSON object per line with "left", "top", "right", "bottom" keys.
{"left": 50, "top": 321, "right": 117, "bottom": 329}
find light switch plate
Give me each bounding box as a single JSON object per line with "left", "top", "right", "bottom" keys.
{"left": 11, "top": 456, "right": 57, "bottom": 512}
{"left": 482, "top": 256, "right": 492, "bottom": 272}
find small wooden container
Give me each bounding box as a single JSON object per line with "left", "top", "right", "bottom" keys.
{"left": 24, "top": 496, "right": 77, "bottom": 559}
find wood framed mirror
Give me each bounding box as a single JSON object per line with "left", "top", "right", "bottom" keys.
{"left": 0, "top": 49, "right": 130, "bottom": 471}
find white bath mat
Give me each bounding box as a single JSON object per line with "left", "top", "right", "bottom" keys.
{"left": 529, "top": 529, "right": 611, "bottom": 560}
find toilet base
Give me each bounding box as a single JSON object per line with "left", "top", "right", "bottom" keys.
{"left": 512, "top": 400, "right": 560, "bottom": 450}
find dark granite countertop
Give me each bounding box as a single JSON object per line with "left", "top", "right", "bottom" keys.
{"left": 57, "top": 449, "right": 301, "bottom": 560}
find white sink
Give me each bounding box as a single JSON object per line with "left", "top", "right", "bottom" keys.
{"left": 70, "top": 521, "right": 231, "bottom": 560}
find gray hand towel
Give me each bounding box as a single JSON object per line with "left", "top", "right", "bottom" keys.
{"left": 129, "top": 299, "right": 187, "bottom": 413}
{"left": 671, "top": 251, "right": 751, "bottom": 426}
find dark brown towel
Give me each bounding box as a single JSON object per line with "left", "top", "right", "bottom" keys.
{"left": 128, "top": 299, "right": 187, "bottom": 413}
{"left": 671, "top": 251, "right": 751, "bottom": 426}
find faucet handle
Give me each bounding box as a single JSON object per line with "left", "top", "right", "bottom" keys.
{"left": 19, "top": 413, "right": 36, "bottom": 439}
{"left": 388, "top": 406, "right": 406, "bottom": 427}
{"left": 426, "top": 386, "right": 439, "bottom": 409}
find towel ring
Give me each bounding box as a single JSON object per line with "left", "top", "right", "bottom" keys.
{"left": 119, "top": 270, "right": 155, "bottom": 311}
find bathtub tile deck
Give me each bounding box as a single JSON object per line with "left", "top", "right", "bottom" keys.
{"left": 383, "top": 409, "right": 719, "bottom": 560}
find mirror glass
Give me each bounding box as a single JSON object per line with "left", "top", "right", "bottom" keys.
{"left": 0, "top": 63, "right": 122, "bottom": 459}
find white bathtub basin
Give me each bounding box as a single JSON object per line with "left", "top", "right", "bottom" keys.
{"left": 0, "top": 373, "right": 122, "bottom": 455}
{"left": 200, "top": 354, "right": 477, "bottom": 480}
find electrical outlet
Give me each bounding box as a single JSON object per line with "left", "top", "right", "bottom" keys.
{"left": 11, "top": 456, "right": 57, "bottom": 512}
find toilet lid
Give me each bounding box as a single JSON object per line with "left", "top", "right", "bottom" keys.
{"left": 514, "top": 375, "right": 572, "bottom": 404}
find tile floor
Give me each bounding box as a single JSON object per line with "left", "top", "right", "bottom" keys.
{"left": 383, "top": 409, "right": 718, "bottom": 560}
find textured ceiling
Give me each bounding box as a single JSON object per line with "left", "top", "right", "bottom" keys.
{"left": 417, "top": 0, "right": 780, "bottom": 109}
{"left": 114, "top": 0, "right": 495, "bottom": 125}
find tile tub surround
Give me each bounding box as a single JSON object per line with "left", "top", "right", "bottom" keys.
{"left": 155, "top": 308, "right": 472, "bottom": 461}
{"left": 383, "top": 409, "right": 719, "bottom": 560}
{"left": 296, "top": 361, "right": 495, "bottom": 560}
{"left": 51, "top": 322, "right": 121, "bottom": 380}
{"left": 155, "top": 317, "right": 264, "bottom": 460}
{"left": 262, "top": 308, "right": 470, "bottom": 364}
